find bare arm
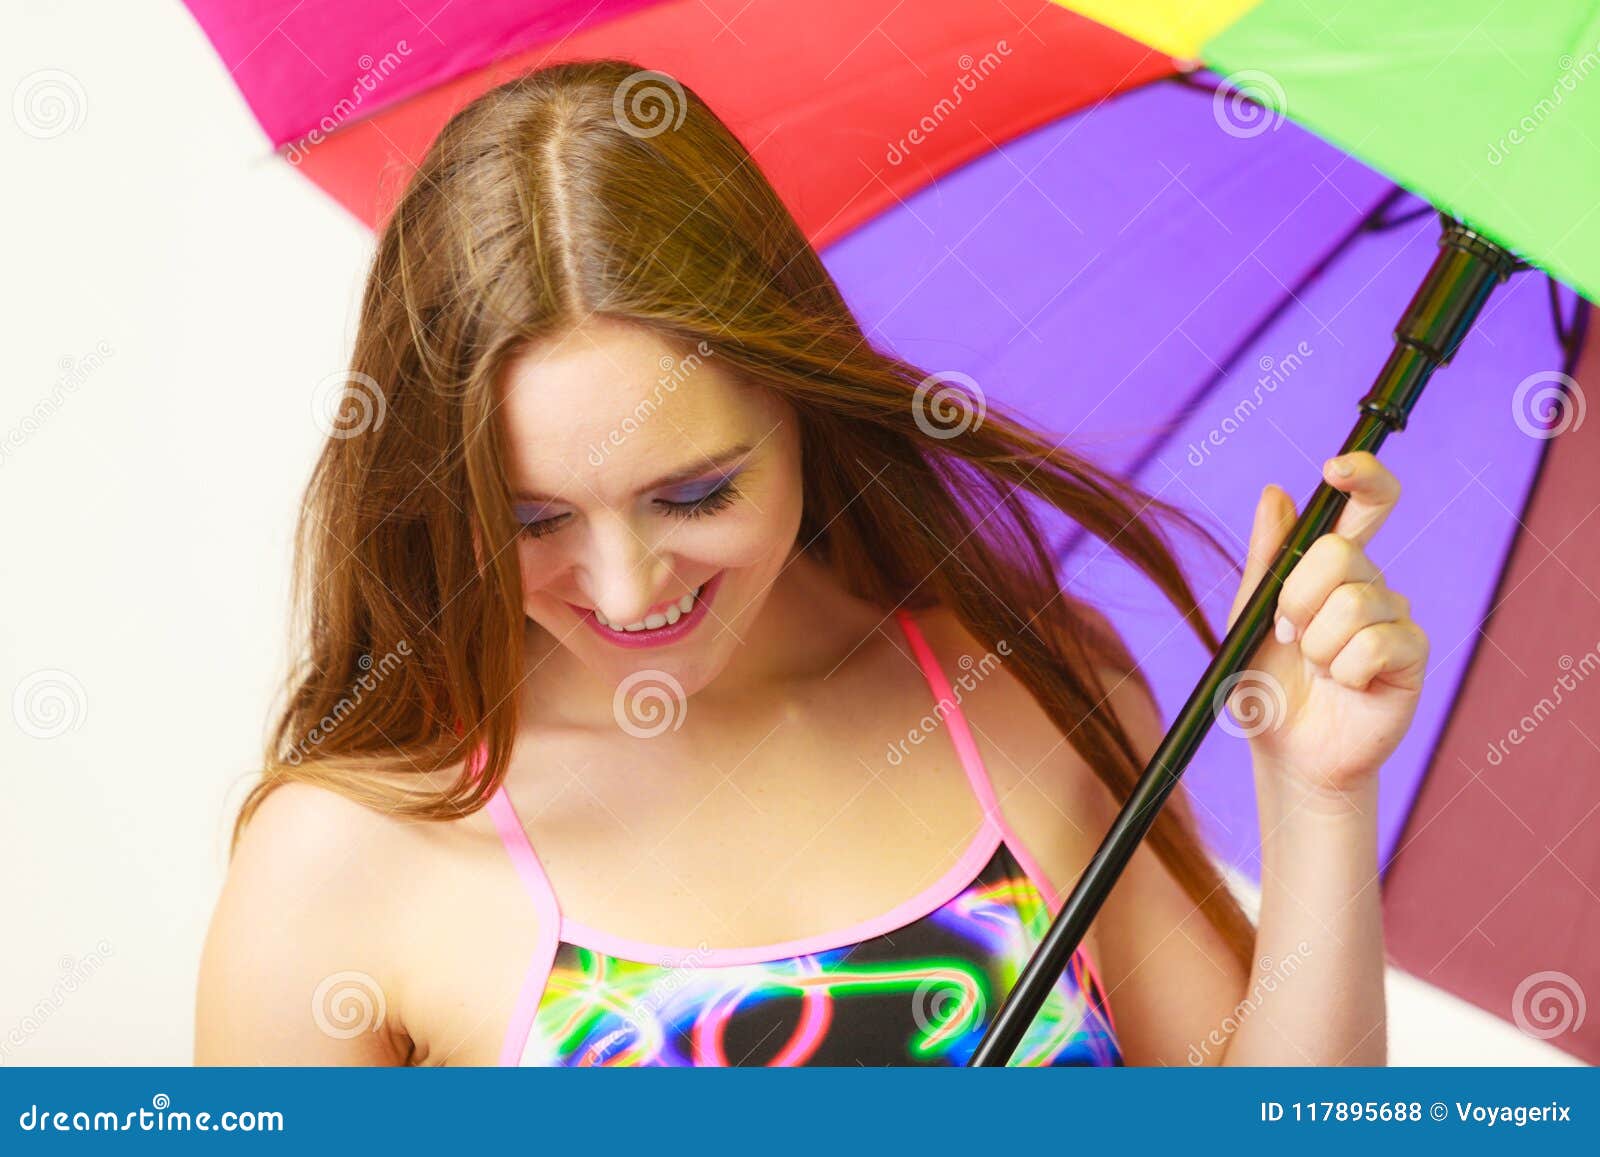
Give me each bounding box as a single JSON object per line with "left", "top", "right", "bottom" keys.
{"left": 1218, "top": 767, "right": 1385, "bottom": 1065}
{"left": 194, "top": 782, "right": 411, "bottom": 1065}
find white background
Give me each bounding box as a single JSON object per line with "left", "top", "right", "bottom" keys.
{"left": 0, "top": 0, "right": 1578, "bottom": 1066}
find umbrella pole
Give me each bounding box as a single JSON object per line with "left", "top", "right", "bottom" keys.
{"left": 968, "top": 215, "right": 1523, "bottom": 1067}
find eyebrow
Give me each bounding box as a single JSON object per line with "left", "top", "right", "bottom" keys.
{"left": 512, "top": 440, "right": 756, "bottom": 506}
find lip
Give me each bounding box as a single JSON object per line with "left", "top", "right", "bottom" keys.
{"left": 571, "top": 570, "right": 724, "bottom": 650}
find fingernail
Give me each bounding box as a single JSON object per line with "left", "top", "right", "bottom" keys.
{"left": 1329, "top": 456, "right": 1354, "bottom": 478}
{"left": 1275, "top": 615, "right": 1297, "bottom": 644}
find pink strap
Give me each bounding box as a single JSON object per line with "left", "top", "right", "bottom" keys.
{"left": 890, "top": 608, "right": 1010, "bottom": 827}
{"left": 891, "top": 607, "right": 1118, "bottom": 1034}
{"left": 469, "top": 742, "right": 564, "bottom": 1065}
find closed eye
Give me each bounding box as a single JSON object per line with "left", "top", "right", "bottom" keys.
{"left": 657, "top": 478, "right": 740, "bottom": 520}
{"left": 517, "top": 478, "right": 741, "bottom": 540}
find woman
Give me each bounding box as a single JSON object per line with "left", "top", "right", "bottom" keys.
{"left": 195, "top": 59, "right": 1425, "bottom": 1067}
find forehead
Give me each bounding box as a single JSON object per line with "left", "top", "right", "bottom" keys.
{"left": 496, "top": 319, "right": 759, "bottom": 499}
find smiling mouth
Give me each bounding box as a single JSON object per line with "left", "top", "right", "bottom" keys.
{"left": 592, "top": 581, "right": 706, "bottom": 633}
{"left": 566, "top": 572, "right": 723, "bottom": 638}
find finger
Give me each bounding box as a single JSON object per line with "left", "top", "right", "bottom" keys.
{"left": 1275, "top": 533, "right": 1384, "bottom": 646}
{"left": 1322, "top": 451, "right": 1401, "bottom": 548}
{"left": 1327, "top": 618, "right": 1429, "bottom": 692}
{"left": 1227, "top": 483, "right": 1298, "bottom": 634}
{"left": 1297, "top": 582, "right": 1410, "bottom": 670}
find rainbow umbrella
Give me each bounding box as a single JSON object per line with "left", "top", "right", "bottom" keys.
{"left": 180, "top": 0, "right": 1600, "bottom": 1061}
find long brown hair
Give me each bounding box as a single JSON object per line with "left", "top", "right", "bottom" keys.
{"left": 238, "top": 58, "right": 1256, "bottom": 970}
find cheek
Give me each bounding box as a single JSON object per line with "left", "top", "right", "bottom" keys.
{"left": 686, "top": 476, "right": 804, "bottom": 569}
{"left": 515, "top": 540, "right": 568, "bottom": 599}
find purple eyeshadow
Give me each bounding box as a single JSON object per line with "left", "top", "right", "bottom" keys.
{"left": 659, "top": 468, "right": 740, "bottom": 504}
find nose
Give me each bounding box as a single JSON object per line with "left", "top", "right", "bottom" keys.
{"left": 578, "top": 519, "right": 675, "bottom": 626}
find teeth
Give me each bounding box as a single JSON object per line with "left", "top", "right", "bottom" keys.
{"left": 595, "top": 583, "right": 705, "bottom": 632}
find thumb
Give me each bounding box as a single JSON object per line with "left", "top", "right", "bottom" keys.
{"left": 1226, "top": 483, "right": 1297, "bottom": 634}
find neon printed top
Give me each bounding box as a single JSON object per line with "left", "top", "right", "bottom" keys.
{"left": 479, "top": 607, "right": 1122, "bottom": 1066}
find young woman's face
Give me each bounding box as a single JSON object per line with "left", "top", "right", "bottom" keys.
{"left": 496, "top": 317, "right": 804, "bottom": 695}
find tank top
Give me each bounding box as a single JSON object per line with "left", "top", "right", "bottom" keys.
{"left": 476, "top": 607, "right": 1122, "bottom": 1066}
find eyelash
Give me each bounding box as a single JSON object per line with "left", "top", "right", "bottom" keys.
{"left": 517, "top": 479, "right": 741, "bottom": 540}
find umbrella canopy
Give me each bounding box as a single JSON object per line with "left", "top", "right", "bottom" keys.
{"left": 180, "top": 0, "right": 1599, "bottom": 1061}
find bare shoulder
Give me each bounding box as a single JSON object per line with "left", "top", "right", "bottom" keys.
{"left": 909, "top": 602, "right": 1122, "bottom": 868}
{"left": 194, "top": 780, "right": 442, "bottom": 1065}
{"left": 913, "top": 603, "right": 1250, "bottom": 1065}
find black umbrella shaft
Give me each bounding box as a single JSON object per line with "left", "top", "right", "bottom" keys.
{"left": 968, "top": 217, "right": 1520, "bottom": 1066}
